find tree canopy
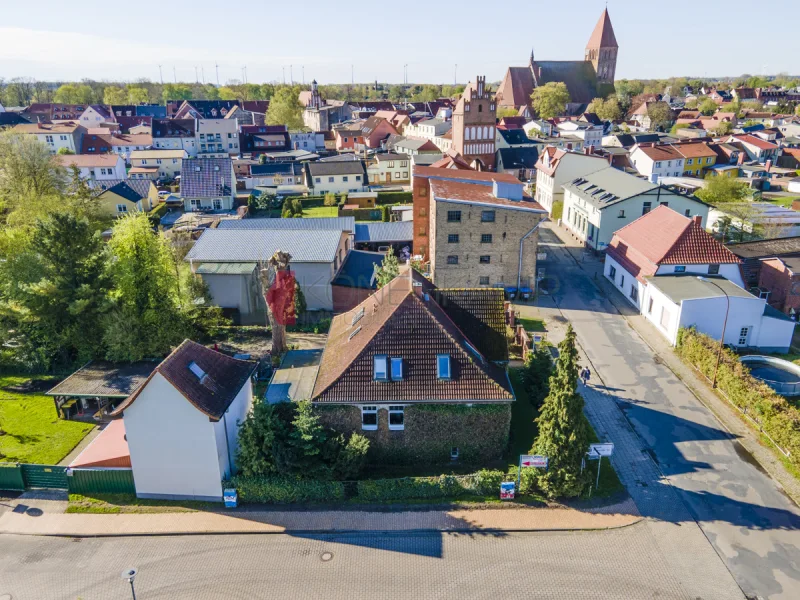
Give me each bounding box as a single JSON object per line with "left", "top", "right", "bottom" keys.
{"left": 587, "top": 96, "right": 622, "bottom": 121}
{"left": 696, "top": 175, "right": 750, "bottom": 205}
{"left": 266, "top": 86, "right": 304, "bottom": 130}
{"left": 531, "top": 82, "right": 570, "bottom": 119}
{"left": 373, "top": 247, "right": 400, "bottom": 288}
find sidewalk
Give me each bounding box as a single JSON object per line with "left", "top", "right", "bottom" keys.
{"left": 542, "top": 221, "right": 800, "bottom": 507}
{"left": 0, "top": 498, "right": 640, "bottom": 537}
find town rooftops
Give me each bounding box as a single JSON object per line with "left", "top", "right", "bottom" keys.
{"left": 727, "top": 236, "right": 800, "bottom": 259}
{"left": 311, "top": 270, "right": 513, "bottom": 404}
{"left": 375, "top": 153, "right": 409, "bottom": 163}
{"left": 186, "top": 228, "right": 344, "bottom": 264}
{"left": 307, "top": 160, "right": 366, "bottom": 176}
{"left": 645, "top": 275, "right": 754, "bottom": 304}
{"left": 152, "top": 118, "right": 196, "bottom": 138}
{"left": 111, "top": 340, "right": 257, "bottom": 421}
{"left": 564, "top": 166, "right": 657, "bottom": 207}
{"left": 498, "top": 129, "right": 535, "bottom": 145}
{"left": 180, "top": 158, "right": 233, "bottom": 198}
{"left": 56, "top": 154, "right": 121, "bottom": 168}
{"left": 671, "top": 142, "right": 716, "bottom": 159}
{"left": 354, "top": 221, "right": 413, "bottom": 243}
{"left": 413, "top": 165, "right": 521, "bottom": 184}
{"left": 101, "top": 179, "right": 153, "bottom": 202}
{"left": 47, "top": 361, "right": 158, "bottom": 398}
{"left": 82, "top": 133, "right": 153, "bottom": 151}
{"left": 728, "top": 134, "right": 779, "bottom": 150}
{"left": 634, "top": 144, "right": 685, "bottom": 162}
{"left": 13, "top": 121, "right": 82, "bottom": 134}
{"left": 218, "top": 216, "right": 355, "bottom": 232}
{"left": 249, "top": 162, "right": 303, "bottom": 177}
{"left": 430, "top": 178, "right": 545, "bottom": 212}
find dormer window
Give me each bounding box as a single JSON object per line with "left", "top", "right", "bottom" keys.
{"left": 390, "top": 357, "right": 403, "bottom": 381}
{"left": 437, "top": 354, "right": 451, "bottom": 380}
{"left": 373, "top": 355, "right": 389, "bottom": 381}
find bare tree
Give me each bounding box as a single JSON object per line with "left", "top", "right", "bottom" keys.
{"left": 258, "top": 250, "right": 292, "bottom": 357}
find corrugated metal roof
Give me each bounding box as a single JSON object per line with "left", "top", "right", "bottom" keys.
{"left": 354, "top": 221, "right": 414, "bottom": 243}
{"left": 218, "top": 217, "right": 355, "bottom": 232}
{"left": 186, "top": 229, "right": 342, "bottom": 263}
{"left": 195, "top": 262, "right": 257, "bottom": 275}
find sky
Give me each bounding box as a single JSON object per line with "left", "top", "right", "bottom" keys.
{"left": 2, "top": 0, "right": 799, "bottom": 86}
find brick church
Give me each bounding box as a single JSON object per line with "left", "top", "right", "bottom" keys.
{"left": 496, "top": 8, "right": 619, "bottom": 111}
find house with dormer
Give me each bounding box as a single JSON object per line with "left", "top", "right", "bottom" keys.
{"left": 180, "top": 158, "right": 236, "bottom": 212}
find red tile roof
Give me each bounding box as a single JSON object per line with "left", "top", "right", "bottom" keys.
{"left": 430, "top": 179, "right": 545, "bottom": 212}
{"left": 634, "top": 144, "right": 684, "bottom": 162}
{"left": 605, "top": 205, "right": 741, "bottom": 283}
{"left": 733, "top": 134, "right": 779, "bottom": 151}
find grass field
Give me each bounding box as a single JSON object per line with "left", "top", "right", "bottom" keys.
{"left": 516, "top": 317, "right": 546, "bottom": 332}
{"left": 302, "top": 206, "right": 338, "bottom": 218}
{"left": 67, "top": 493, "right": 216, "bottom": 514}
{"left": 0, "top": 375, "right": 94, "bottom": 464}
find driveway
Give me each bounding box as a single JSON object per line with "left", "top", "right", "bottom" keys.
{"left": 523, "top": 224, "right": 800, "bottom": 600}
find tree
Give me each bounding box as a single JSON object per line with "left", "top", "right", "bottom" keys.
{"left": 496, "top": 106, "right": 519, "bottom": 119}
{"left": 266, "top": 86, "right": 304, "bottom": 130}
{"left": 0, "top": 213, "right": 110, "bottom": 369}
{"left": 712, "top": 121, "right": 734, "bottom": 136}
{"left": 696, "top": 175, "right": 750, "bottom": 205}
{"left": 0, "top": 132, "right": 66, "bottom": 219}
{"left": 522, "top": 344, "right": 553, "bottom": 409}
{"left": 53, "top": 83, "right": 94, "bottom": 105}
{"left": 531, "top": 325, "right": 590, "bottom": 498}
{"left": 258, "top": 250, "right": 293, "bottom": 357}
{"left": 699, "top": 98, "right": 718, "bottom": 116}
{"left": 373, "top": 247, "right": 400, "bottom": 288}
{"left": 128, "top": 87, "right": 149, "bottom": 105}
{"left": 646, "top": 102, "right": 672, "bottom": 131}
{"left": 331, "top": 433, "right": 370, "bottom": 480}
{"left": 286, "top": 401, "right": 329, "bottom": 477}
{"left": 103, "top": 86, "right": 129, "bottom": 105}
{"left": 587, "top": 96, "right": 622, "bottom": 121}
{"left": 236, "top": 399, "right": 287, "bottom": 477}
{"left": 531, "top": 82, "right": 570, "bottom": 119}
{"left": 161, "top": 83, "right": 192, "bottom": 104}
{"left": 103, "top": 213, "right": 191, "bottom": 361}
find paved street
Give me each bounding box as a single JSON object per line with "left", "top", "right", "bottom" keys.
{"left": 525, "top": 224, "right": 800, "bottom": 600}
{"left": 0, "top": 525, "right": 690, "bottom": 600}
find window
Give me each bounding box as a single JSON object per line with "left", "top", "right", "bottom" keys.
{"left": 315, "top": 177, "right": 321, "bottom": 183}
{"left": 481, "top": 210, "right": 495, "bottom": 222}
{"left": 674, "top": 265, "right": 686, "bottom": 273}
{"left": 447, "top": 255, "right": 458, "bottom": 265}
{"left": 328, "top": 177, "right": 334, "bottom": 183}
{"left": 609, "top": 265, "right": 616, "bottom": 279}
{"left": 448, "top": 234, "right": 459, "bottom": 243}
{"left": 213, "top": 199, "right": 222, "bottom": 210}
{"left": 618, "top": 209, "right": 625, "bottom": 218}
{"left": 390, "top": 357, "right": 403, "bottom": 381}
{"left": 642, "top": 202, "right": 652, "bottom": 215}
{"left": 451, "top": 447, "right": 460, "bottom": 460}
{"left": 630, "top": 285, "right": 638, "bottom": 302}
{"left": 687, "top": 159, "right": 693, "bottom": 165}
{"left": 620, "top": 275, "right": 625, "bottom": 287}
{"left": 648, "top": 298, "right": 654, "bottom": 314}
{"left": 685, "top": 209, "right": 691, "bottom": 217}
{"left": 361, "top": 406, "right": 378, "bottom": 430}
{"left": 437, "top": 354, "right": 451, "bottom": 380}
{"left": 480, "top": 234, "right": 493, "bottom": 244}
{"left": 708, "top": 264, "right": 720, "bottom": 275}
{"left": 355, "top": 175, "right": 361, "bottom": 181}
{"left": 479, "top": 276, "right": 490, "bottom": 285}
{"left": 419, "top": 207, "right": 427, "bottom": 217}
{"left": 655, "top": 161, "right": 661, "bottom": 168}
{"left": 388, "top": 161, "right": 394, "bottom": 168}
{"left": 373, "top": 355, "right": 388, "bottom": 381}
{"left": 419, "top": 186, "right": 427, "bottom": 197}
{"left": 447, "top": 210, "right": 461, "bottom": 223}
{"left": 116, "top": 204, "right": 128, "bottom": 213}
{"left": 402, "top": 172, "right": 408, "bottom": 178}
{"left": 388, "top": 406, "right": 405, "bottom": 430}
{"left": 479, "top": 255, "right": 490, "bottom": 264}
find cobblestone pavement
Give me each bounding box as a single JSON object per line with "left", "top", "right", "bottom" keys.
{"left": 0, "top": 525, "right": 688, "bottom": 600}
{"left": 516, "top": 223, "right": 800, "bottom": 600}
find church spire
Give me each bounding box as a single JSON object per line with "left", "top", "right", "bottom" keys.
{"left": 586, "top": 8, "right": 618, "bottom": 49}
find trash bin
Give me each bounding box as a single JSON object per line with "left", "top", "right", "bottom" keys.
{"left": 223, "top": 488, "right": 238, "bottom": 508}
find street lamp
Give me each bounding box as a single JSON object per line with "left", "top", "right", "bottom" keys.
{"left": 697, "top": 276, "right": 729, "bottom": 388}
{"left": 121, "top": 568, "right": 138, "bottom": 600}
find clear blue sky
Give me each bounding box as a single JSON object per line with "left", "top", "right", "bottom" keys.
{"left": 2, "top": 0, "right": 798, "bottom": 85}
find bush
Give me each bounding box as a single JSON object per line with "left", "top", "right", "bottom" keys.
{"left": 226, "top": 476, "right": 345, "bottom": 504}
{"left": 355, "top": 470, "right": 506, "bottom": 501}
{"left": 376, "top": 191, "right": 412, "bottom": 205}
{"left": 324, "top": 193, "right": 337, "bottom": 207}
{"left": 333, "top": 433, "right": 370, "bottom": 480}
{"left": 380, "top": 205, "right": 390, "bottom": 222}
{"left": 676, "top": 328, "right": 800, "bottom": 470}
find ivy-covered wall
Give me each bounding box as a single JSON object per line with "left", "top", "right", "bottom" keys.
{"left": 315, "top": 403, "right": 512, "bottom": 465}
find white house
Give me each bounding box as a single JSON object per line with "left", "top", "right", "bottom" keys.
{"left": 723, "top": 134, "right": 781, "bottom": 164}
{"left": 404, "top": 118, "right": 452, "bottom": 142}
{"left": 629, "top": 144, "right": 686, "bottom": 181}
{"left": 180, "top": 157, "right": 236, "bottom": 212}
{"left": 196, "top": 118, "right": 240, "bottom": 158}
{"left": 562, "top": 166, "right": 710, "bottom": 251}
{"left": 289, "top": 130, "right": 325, "bottom": 152}
{"left": 130, "top": 149, "right": 187, "bottom": 181}
{"left": 111, "top": 340, "right": 257, "bottom": 501}
{"left": 152, "top": 118, "right": 198, "bottom": 157}
{"left": 555, "top": 120, "right": 603, "bottom": 149}
{"left": 603, "top": 205, "right": 793, "bottom": 351}
{"left": 78, "top": 105, "right": 115, "bottom": 128}
{"left": 306, "top": 161, "right": 367, "bottom": 195}
{"left": 56, "top": 153, "right": 126, "bottom": 182}
{"left": 367, "top": 153, "right": 410, "bottom": 185}
{"left": 534, "top": 146, "right": 608, "bottom": 215}
{"left": 12, "top": 121, "right": 86, "bottom": 154}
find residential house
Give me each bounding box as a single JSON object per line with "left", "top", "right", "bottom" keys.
{"left": 412, "top": 166, "right": 547, "bottom": 290}
{"left": 404, "top": 118, "right": 452, "bottom": 142}
{"left": 188, "top": 217, "right": 356, "bottom": 316}
{"left": 533, "top": 146, "right": 608, "bottom": 215}
{"left": 562, "top": 166, "right": 709, "bottom": 251}
{"left": 556, "top": 120, "right": 603, "bottom": 149}
{"left": 129, "top": 149, "right": 186, "bottom": 181}
{"left": 367, "top": 153, "right": 410, "bottom": 185}
{"left": 95, "top": 179, "right": 159, "bottom": 218}
{"left": 180, "top": 158, "right": 236, "bottom": 212}
{"left": 758, "top": 257, "right": 800, "bottom": 319}
{"left": 391, "top": 137, "right": 440, "bottom": 156}
{"left": 78, "top": 105, "right": 115, "bottom": 128}
{"left": 629, "top": 144, "right": 686, "bottom": 181}
{"left": 152, "top": 119, "right": 197, "bottom": 157}
{"left": 289, "top": 130, "right": 325, "bottom": 152}
{"left": 245, "top": 162, "right": 304, "bottom": 190}
{"left": 724, "top": 134, "right": 781, "bottom": 164}
{"left": 23, "top": 103, "right": 86, "bottom": 121}
{"left": 604, "top": 206, "right": 793, "bottom": 351}
{"left": 111, "top": 340, "right": 256, "bottom": 501}
{"left": 334, "top": 128, "right": 365, "bottom": 152}
{"left": 306, "top": 161, "right": 367, "bottom": 195}
{"left": 359, "top": 116, "right": 398, "bottom": 149}
{"left": 172, "top": 100, "right": 240, "bottom": 120}
{"left": 56, "top": 154, "right": 126, "bottom": 183}
{"left": 12, "top": 121, "right": 86, "bottom": 154}
{"left": 672, "top": 142, "right": 717, "bottom": 177}
{"left": 307, "top": 269, "right": 514, "bottom": 463}
{"left": 240, "top": 125, "right": 290, "bottom": 155}
{"left": 81, "top": 132, "right": 152, "bottom": 162}
{"left": 495, "top": 147, "right": 539, "bottom": 182}
{"left": 196, "top": 119, "right": 240, "bottom": 157}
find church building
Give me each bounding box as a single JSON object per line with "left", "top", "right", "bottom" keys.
{"left": 496, "top": 9, "right": 618, "bottom": 111}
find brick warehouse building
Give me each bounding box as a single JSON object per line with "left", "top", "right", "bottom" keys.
{"left": 412, "top": 166, "right": 547, "bottom": 290}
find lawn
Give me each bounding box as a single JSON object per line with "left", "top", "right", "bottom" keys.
{"left": 516, "top": 317, "right": 546, "bottom": 332}
{"left": 302, "top": 206, "right": 338, "bottom": 218}
{"left": 0, "top": 375, "right": 94, "bottom": 464}
{"left": 67, "top": 493, "right": 216, "bottom": 514}
{"left": 762, "top": 195, "right": 799, "bottom": 209}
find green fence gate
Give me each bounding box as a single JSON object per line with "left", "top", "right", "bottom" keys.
{"left": 0, "top": 464, "right": 25, "bottom": 491}
{"left": 20, "top": 464, "right": 68, "bottom": 490}
{"left": 67, "top": 468, "right": 136, "bottom": 495}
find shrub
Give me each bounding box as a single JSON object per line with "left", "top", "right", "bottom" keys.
{"left": 376, "top": 191, "right": 412, "bottom": 205}
{"left": 323, "top": 193, "right": 337, "bottom": 207}
{"left": 226, "top": 476, "right": 345, "bottom": 504}
{"left": 380, "top": 205, "right": 390, "bottom": 222}
{"left": 332, "top": 433, "right": 370, "bottom": 480}
{"left": 355, "top": 470, "right": 506, "bottom": 501}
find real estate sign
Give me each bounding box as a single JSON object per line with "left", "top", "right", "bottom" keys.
{"left": 500, "top": 482, "right": 515, "bottom": 500}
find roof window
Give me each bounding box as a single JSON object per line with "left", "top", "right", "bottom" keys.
{"left": 437, "top": 354, "right": 451, "bottom": 380}
{"left": 188, "top": 361, "right": 207, "bottom": 381}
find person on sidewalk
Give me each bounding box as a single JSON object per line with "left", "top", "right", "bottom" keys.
{"left": 580, "top": 367, "right": 591, "bottom": 386}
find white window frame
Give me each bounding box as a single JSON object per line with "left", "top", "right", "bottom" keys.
{"left": 373, "top": 355, "right": 388, "bottom": 381}
{"left": 116, "top": 204, "right": 128, "bottom": 214}
{"left": 361, "top": 405, "right": 378, "bottom": 431}
{"left": 388, "top": 405, "right": 405, "bottom": 431}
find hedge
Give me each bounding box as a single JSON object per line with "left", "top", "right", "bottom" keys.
{"left": 340, "top": 208, "right": 382, "bottom": 221}
{"left": 676, "top": 328, "right": 800, "bottom": 470}
{"left": 225, "top": 476, "right": 345, "bottom": 504}
{"left": 376, "top": 191, "right": 412, "bottom": 205}
{"left": 148, "top": 202, "right": 169, "bottom": 219}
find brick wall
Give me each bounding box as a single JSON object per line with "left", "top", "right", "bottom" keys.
{"left": 412, "top": 175, "right": 431, "bottom": 260}
{"left": 759, "top": 258, "right": 800, "bottom": 314}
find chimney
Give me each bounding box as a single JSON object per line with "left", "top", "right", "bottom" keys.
{"left": 692, "top": 215, "right": 702, "bottom": 225}
{"left": 765, "top": 159, "right": 772, "bottom": 173}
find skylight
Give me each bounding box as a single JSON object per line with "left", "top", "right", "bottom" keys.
{"left": 188, "top": 361, "right": 206, "bottom": 381}
{"left": 351, "top": 307, "right": 365, "bottom": 327}
{"left": 348, "top": 326, "right": 362, "bottom": 341}
{"left": 437, "top": 354, "right": 451, "bottom": 380}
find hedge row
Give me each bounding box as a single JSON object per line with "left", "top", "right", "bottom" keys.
{"left": 225, "top": 470, "right": 508, "bottom": 504}
{"left": 226, "top": 476, "right": 345, "bottom": 504}
{"left": 676, "top": 328, "right": 800, "bottom": 469}
{"left": 376, "top": 191, "right": 412, "bottom": 205}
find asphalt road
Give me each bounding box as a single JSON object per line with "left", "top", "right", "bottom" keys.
{"left": 0, "top": 526, "right": 690, "bottom": 600}
{"left": 534, "top": 226, "right": 800, "bottom": 600}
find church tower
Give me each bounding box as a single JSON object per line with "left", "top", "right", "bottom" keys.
{"left": 585, "top": 8, "right": 618, "bottom": 85}
{"left": 451, "top": 76, "right": 496, "bottom": 170}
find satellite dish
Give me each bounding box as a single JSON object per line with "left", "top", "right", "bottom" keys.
{"left": 121, "top": 568, "right": 138, "bottom": 581}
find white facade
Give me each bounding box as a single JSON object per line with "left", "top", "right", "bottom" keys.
{"left": 556, "top": 121, "right": 603, "bottom": 149}
{"left": 404, "top": 119, "right": 451, "bottom": 141}
{"left": 130, "top": 149, "right": 186, "bottom": 180}
{"left": 59, "top": 155, "right": 126, "bottom": 182}
{"left": 629, "top": 146, "right": 686, "bottom": 181}
{"left": 78, "top": 106, "right": 112, "bottom": 127}
{"left": 309, "top": 172, "right": 366, "bottom": 195}
{"left": 122, "top": 372, "right": 253, "bottom": 501}
{"left": 367, "top": 156, "right": 410, "bottom": 184}
{"left": 534, "top": 150, "right": 608, "bottom": 215}
{"left": 154, "top": 135, "right": 197, "bottom": 157}
{"left": 197, "top": 119, "right": 240, "bottom": 157}
{"left": 289, "top": 131, "right": 325, "bottom": 151}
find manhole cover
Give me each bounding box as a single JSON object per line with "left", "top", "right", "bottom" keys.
{"left": 320, "top": 552, "right": 334, "bottom": 562}
{"left": 25, "top": 508, "right": 43, "bottom": 517}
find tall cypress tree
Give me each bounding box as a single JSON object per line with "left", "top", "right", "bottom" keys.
{"left": 531, "top": 324, "right": 590, "bottom": 498}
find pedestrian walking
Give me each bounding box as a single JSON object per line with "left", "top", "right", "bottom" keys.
{"left": 583, "top": 367, "right": 591, "bottom": 386}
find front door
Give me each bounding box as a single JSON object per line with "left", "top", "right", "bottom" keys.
{"left": 737, "top": 326, "right": 751, "bottom": 346}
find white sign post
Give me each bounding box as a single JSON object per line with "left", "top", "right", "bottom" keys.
{"left": 588, "top": 443, "right": 614, "bottom": 491}
{"left": 517, "top": 454, "right": 548, "bottom": 491}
